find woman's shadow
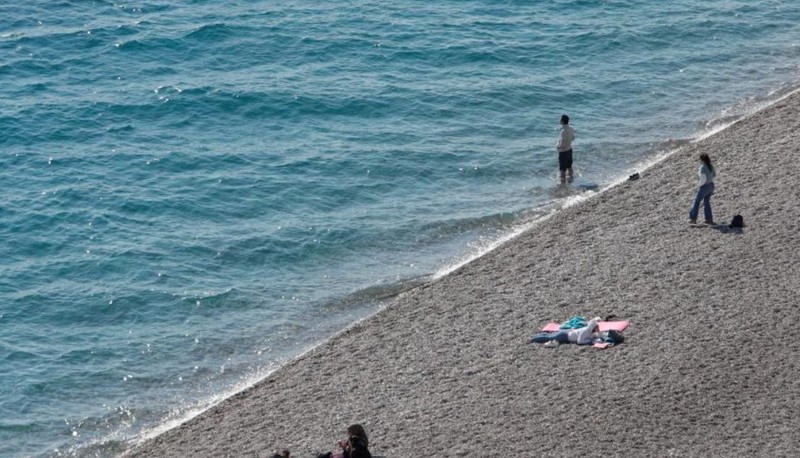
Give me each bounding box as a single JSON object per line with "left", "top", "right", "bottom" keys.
{"left": 714, "top": 224, "right": 745, "bottom": 234}
{"left": 688, "top": 223, "right": 744, "bottom": 234}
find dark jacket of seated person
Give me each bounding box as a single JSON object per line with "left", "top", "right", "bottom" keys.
{"left": 345, "top": 435, "right": 371, "bottom": 458}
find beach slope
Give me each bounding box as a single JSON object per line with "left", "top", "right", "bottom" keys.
{"left": 126, "top": 91, "right": 800, "bottom": 457}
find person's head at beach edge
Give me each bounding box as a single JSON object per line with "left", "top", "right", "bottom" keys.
{"left": 561, "top": 114, "right": 569, "bottom": 125}
{"left": 699, "top": 153, "right": 712, "bottom": 167}
{"left": 347, "top": 424, "right": 368, "bottom": 445}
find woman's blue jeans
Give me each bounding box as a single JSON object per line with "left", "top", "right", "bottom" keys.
{"left": 689, "top": 182, "right": 714, "bottom": 222}
{"left": 531, "top": 330, "right": 571, "bottom": 344}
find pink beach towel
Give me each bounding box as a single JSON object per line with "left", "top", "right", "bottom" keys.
{"left": 540, "top": 320, "right": 630, "bottom": 333}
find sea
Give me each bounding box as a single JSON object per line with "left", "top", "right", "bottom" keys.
{"left": 1, "top": 1, "right": 799, "bottom": 456}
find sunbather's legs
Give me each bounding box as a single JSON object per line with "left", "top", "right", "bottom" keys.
{"left": 530, "top": 330, "right": 571, "bottom": 344}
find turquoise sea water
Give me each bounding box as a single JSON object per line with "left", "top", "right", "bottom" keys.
{"left": 1, "top": 1, "right": 799, "bottom": 456}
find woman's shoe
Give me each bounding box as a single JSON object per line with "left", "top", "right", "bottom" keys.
{"left": 704, "top": 220, "right": 715, "bottom": 225}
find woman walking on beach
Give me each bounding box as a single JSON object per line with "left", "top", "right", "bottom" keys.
{"left": 689, "top": 153, "right": 716, "bottom": 224}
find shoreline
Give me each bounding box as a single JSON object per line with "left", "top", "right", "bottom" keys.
{"left": 125, "top": 88, "right": 800, "bottom": 457}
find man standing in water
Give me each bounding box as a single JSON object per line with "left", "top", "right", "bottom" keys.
{"left": 556, "top": 114, "right": 576, "bottom": 182}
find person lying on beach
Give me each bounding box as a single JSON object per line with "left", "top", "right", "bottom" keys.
{"left": 316, "top": 424, "right": 372, "bottom": 458}
{"left": 530, "top": 317, "right": 624, "bottom": 347}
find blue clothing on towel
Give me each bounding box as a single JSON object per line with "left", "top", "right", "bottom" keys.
{"left": 559, "top": 316, "right": 587, "bottom": 330}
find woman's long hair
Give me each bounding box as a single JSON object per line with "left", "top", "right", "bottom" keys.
{"left": 700, "top": 153, "right": 714, "bottom": 174}
{"left": 347, "top": 424, "right": 368, "bottom": 447}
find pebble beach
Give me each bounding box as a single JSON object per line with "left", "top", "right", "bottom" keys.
{"left": 125, "top": 90, "right": 800, "bottom": 457}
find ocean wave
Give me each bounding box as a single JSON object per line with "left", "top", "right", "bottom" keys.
{"left": 184, "top": 23, "right": 237, "bottom": 41}
{"left": 325, "top": 274, "right": 431, "bottom": 310}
